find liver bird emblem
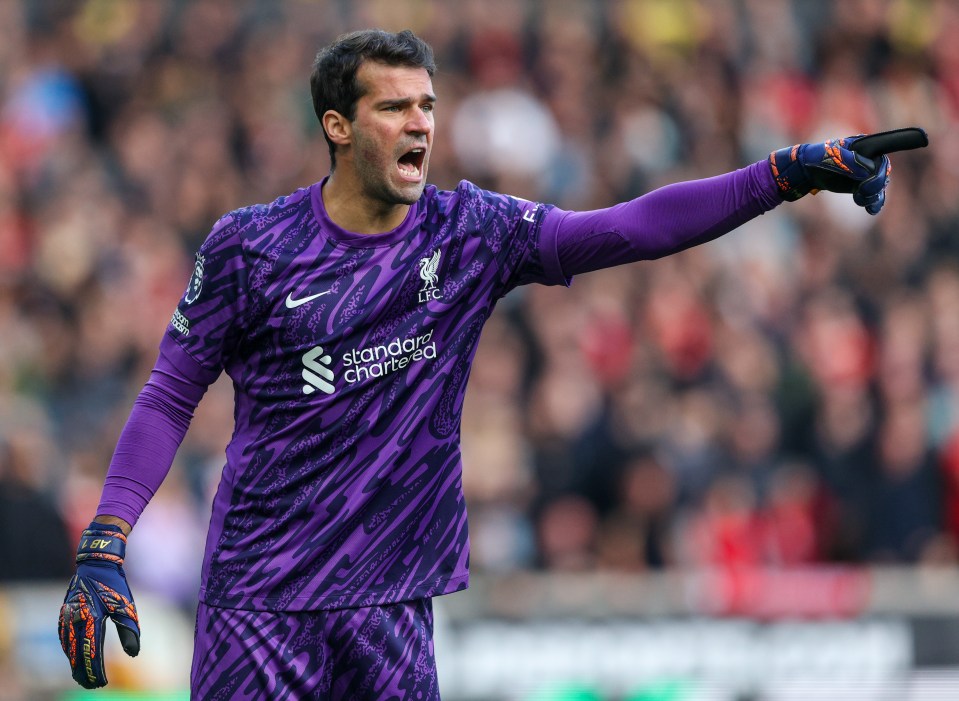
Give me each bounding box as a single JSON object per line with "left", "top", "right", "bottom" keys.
{"left": 419, "top": 249, "right": 441, "bottom": 291}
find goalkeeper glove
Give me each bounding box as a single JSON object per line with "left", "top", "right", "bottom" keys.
{"left": 769, "top": 135, "right": 891, "bottom": 215}
{"left": 59, "top": 521, "right": 140, "bottom": 689}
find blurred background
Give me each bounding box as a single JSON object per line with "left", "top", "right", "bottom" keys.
{"left": 2, "top": 0, "right": 959, "bottom": 699}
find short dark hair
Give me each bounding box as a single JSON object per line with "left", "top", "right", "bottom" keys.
{"left": 310, "top": 29, "right": 436, "bottom": 169}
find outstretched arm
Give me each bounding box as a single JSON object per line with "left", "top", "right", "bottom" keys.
{"left": 544, "top": 130, "right": 921, "bottom": 278}
{"left": 544, "top": 160, "right": 782, "bottom": 278}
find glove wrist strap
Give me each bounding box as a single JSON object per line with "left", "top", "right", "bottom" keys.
{"left": 769, "top": 145, "right": 811, "bottom": 201}
{"left": 76, "top": 522, "right": 127, "bottom": 565}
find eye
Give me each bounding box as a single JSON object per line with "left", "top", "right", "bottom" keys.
{"left": 422, "top": 103, "right": 434, "bottom": 114}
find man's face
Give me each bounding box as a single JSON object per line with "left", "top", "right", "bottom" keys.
{"left": 347, "top": 61, "right": 435, "bottom": 206}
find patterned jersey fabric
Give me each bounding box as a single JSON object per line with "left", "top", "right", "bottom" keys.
{"left": 162, "top": 178, "right": 566, "bottom": 611}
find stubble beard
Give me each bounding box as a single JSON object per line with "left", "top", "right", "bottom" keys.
{"left": 354, "top": 135, "right": 426, "bottom": 207}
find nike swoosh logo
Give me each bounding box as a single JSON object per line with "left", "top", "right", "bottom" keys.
{"left": 285, "top": 290, "right": 330, "bottom": 308}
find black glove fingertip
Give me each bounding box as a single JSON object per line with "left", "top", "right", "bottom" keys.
{"left": 117, "top": 624, "right": 140, "bottom": 657}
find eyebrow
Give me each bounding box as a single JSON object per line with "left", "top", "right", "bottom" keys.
{"left": 374, "top": 94, "right": 437, "bottom": 109}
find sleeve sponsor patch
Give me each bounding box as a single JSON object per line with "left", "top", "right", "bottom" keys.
{"left": 171, "top": 308, "right": 190, "bottom": 336}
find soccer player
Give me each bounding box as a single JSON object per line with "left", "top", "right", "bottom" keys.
{"left": 59, "top": 28, "right": 901, "bottom": 699}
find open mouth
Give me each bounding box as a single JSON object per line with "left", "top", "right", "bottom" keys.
{"left": 397, "top": 147, "right": 426, "bottom": 180}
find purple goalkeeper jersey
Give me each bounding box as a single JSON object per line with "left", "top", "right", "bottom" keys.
{"left": 98, "top": 161, "right": 781, "bottom": 612}
{"left": 162, "top": 178, "right": 567, "bottom": 611}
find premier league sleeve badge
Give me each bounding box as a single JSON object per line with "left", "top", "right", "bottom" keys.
{"left": 184, "top": 253, "right": 205, "bottom": 304}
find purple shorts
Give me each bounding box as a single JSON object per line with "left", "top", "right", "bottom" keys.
{"left": 190, "top": 598, "right": 439, "bottom": 700}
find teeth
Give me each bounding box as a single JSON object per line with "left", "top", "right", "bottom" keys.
{"left": 398, "top": 148, "right": 424, "bottom": 178}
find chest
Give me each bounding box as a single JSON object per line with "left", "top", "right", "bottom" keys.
{"left": 237, "top": 230, "right": 493, "bottom": 397}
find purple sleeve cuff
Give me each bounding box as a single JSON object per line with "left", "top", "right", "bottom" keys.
{"left": 158, "top": 332, "right": 224, "bottom": 385}
{"left": 537, "top": 207, "right": 574, "bottom": 287}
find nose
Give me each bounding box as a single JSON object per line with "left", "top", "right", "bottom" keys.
{"left": 407, "top": 108, "right": 432, "bottom": 136}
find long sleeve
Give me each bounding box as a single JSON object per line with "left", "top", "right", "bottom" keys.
{"left": 95, "top": 348, "right": 214, "bottom": 527}
{"left": 542, "top": 160, "right": 783, "bottom": 278}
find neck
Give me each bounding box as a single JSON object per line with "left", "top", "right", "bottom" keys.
{"left": 322, "top": 170, "right": 411, "bottom": 235}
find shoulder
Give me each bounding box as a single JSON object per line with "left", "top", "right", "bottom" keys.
{"left": 421, "top": 179, "right": 490, "bottom": 205}
{"left": 225, "top": 185, "right": 314, "bottom": 236}
{"left": 424, "top": 179, "right": 516, "bottom": 218}
{"left": 445, "top": 180, "right": 548, "bottom": 226}
{"left": 450, "top": 179, "right": 496, "bottom": 203}
{"left": 197, "top": 186, "right": 315, "bottom": 263}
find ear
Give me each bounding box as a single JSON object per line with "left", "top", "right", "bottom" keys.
{"left": 323, "top": 110, "right": 352, "bottom": 148}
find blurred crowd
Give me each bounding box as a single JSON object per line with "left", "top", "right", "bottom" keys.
{"left": 3, "top": 0, "right": 959, "bottom": 611}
